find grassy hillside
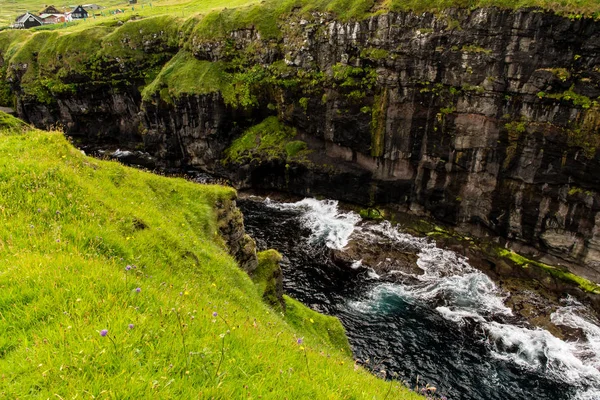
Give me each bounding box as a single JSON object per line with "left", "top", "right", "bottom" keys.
{"left": 0, "top": 0, "right": 597, "bottom": 107}
{"left": 0, "top": 0, "right": 598, "bottom": 31}
{"left": 0, "top": 0, "right": 262, "bottom": 30}
{"left": 0, "top": 111, "right": 422, "bottom": 398}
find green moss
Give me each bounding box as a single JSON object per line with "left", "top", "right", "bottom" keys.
{"left": 37, "top": 26, "right": 113, "bottom": 83}
{"left": 567, "top": 186, "right": 593, "bottom": 196}
{"left": 285, "top": 140, "right": 308, "bottom": 157}
{"left": 360, "top": 47, "right": 389, "bottom": 60}
{"left": 541, "top": 85, "right": 598, "bottom": 109}
{"left": 0, "top": 111, "right": 27, "bottom": 133}
{"left": 461, "top": 44, "right": 492, "bottom": 54}
{"left": 544, "top": 67, "right": 571, "bottom": 82}
{"left": 99, "top": 15, "right": 181, "bottom": 62}
{"left": 0, "top": 72, "right": 13, "bottom": 107}
{"left": 371, "top": 88, "right": 388, "bottom": 157}
{"left": 253, "top": 250, "right": 284, "bottom": 311}
{"left": 568, "top": 106, "right": 600, "bottom": 158}
{"left": 224, "top": 116, "right": 308, "bottom": 164}
{"left": 505, "top": 121, "right": 527, "bottom": 134}
{"left": 1, "top": 15, "right": 183, "bottom": 105}
{"left": 497, "top": 249, "right": 600, "bottom": 294}
{"left": 284, "top": 295, "right": 352, "bottom": 356}
{"left": 440, "top": 105, "right": 456, "bottom": 115}
{"left": 445, "top": 17, "right": 462, "bottom": 30}
{"left": 192, "top": 0, "right": 385, "bottom": 41}
{"left": 7, "top": 31, "right": 57, "bottom": 104}
{"left": 359, "top": 208, "right": 384, "bottom": 220}
{"left": 461, "top": 83, "right": 485, "bottom": 94}
{"left": 332, "top": 63, "right": 377, "bottom": 90}
{"left": 142, "top": 51, "right": 232, "bottom": 103}
{"left": 503, "top": 121, "right": 528, "bottom": 168}
{"left": 299, "top": 96, "right": 309, "bottom": 111}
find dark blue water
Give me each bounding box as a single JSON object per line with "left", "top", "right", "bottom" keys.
{"left": 239, "top": 197, "right": 598, "bottom": 400}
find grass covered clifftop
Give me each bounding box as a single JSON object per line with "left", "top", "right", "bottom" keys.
{"left": 0, "top": 111, "right": 422, "bottom": 398}
{"left": 0, "top": 0, "right": 599, "bottom": 31}
{"left": 1, "top": 0, "right": 599, "bottom": 108}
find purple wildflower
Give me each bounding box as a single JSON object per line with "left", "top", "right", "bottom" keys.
{"left": 125, "top": 265, "right": 132, "bottom": 271}
{"left": 296, "top": 338, "right": 303, "bottom": 345}
{"left": 212, "top": 311, "right": 218, "bottom": 317}
{"left": 100, "top": 329, "right": 108, "bottom": 337}
{"left": 135, "top": 287, "right": 141, "bottom": 293}
{"left": 128, "top": 324, "right": 134, "bottom": 329}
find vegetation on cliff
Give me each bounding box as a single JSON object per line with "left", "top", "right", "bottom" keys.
{"left": 0, "top": 111, "right": 422, "bottom": 398}
{"left": 1, "top": 0, "right": 599, "bottom": 32}
{"left": 224, "top": 116, "right": 310, "bottom": 164}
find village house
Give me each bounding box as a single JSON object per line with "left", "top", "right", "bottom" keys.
{"left": 40, "top": 14, "right": 67, "bottom": 24}
{"left": 39, "top": 5, "right": 67, "bottom": 25}
{"left": 66, "top": 5, "right": 89, "bottom": 21}
{"left": 82, "top": 4, "right": 103, "bottom": 10}
{"left": 39, "top": 5, "right": 62, "bottom": 15}
{"left": 11, "top": 4, "right": 92, "bottom": 29}
{"left": 12, "top": 13, "right": 44, "bottom": 29}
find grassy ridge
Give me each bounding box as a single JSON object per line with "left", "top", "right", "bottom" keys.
{"left": 1, "top": 0, "right": 599, "bottom": 32}
{"left": 0, "top": 112, "right": 421, "bottom": 399}
{"left": 0, "top": 0, "right": 598, "bottom": 106}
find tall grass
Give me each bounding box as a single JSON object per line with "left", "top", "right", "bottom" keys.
{"left": 0, "top": 112, "right": 422, "bottom": 399}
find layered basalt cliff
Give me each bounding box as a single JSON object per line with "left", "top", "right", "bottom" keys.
{"left": 2, "top": 7, "right": 600, "bottom": 281}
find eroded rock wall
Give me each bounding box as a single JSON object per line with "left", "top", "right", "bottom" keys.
{"left": 5, "top": 8, "right": 600, "bottom": 281}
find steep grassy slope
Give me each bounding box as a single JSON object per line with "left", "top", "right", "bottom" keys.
{"left": 0, "top": 112, "right": 422, "bottom": 399}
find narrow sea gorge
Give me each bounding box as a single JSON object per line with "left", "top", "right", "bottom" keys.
{"left": 3, "top": 1, "right": 600, "bottom": 398}
{"left": 239, "top": 197, "right": 600, "bottom": 400}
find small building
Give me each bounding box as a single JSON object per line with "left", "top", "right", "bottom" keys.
{"left": 40, "top": 13, "right": 67, "bottom": 24}
{"left": 40, "top": 5, "right": 62, "bottom": 14}
{"left": 67, "top": 5, "right": 88, "bottom": 20}
{"left": 12, "top": 13, "right": 44, "bottom": 29}
{"left": 82, "top": 4, "right": 102, "bottom": 10}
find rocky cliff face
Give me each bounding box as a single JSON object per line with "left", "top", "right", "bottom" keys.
{"left": 3, "top": 7, "right": 600, "bottom": 281}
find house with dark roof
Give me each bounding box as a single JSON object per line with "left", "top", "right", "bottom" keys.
{"left": 67, "top": 5, "right": 88, "bottom": 20}
{"left": 39, "top": 5, "right": 67, "bottom": 24}
{"left": 12, "top": 13, "right": 44, "bottom": 29}
{"left": 40, "top": 5, "right": 62, "bottom": 15}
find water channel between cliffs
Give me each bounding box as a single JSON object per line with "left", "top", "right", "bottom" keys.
{"left": 238, "top": 196, "right": 600, "bottom": 400}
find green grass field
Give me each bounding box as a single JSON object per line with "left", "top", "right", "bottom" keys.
{"left": 0, "top": 0, "right": 599, "bottom": 30}
{"left": 0, "top": 0, "right": 262, "bottom": 30}
{"left": 0, "top": 111, "right": 423, "bottom": 398}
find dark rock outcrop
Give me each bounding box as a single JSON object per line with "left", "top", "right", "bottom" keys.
{"left": 216, "top": 195, "right": 258, "bottom": 274}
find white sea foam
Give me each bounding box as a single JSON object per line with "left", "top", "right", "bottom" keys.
{"left": 367, "top": 268, "right": 381, "bottom": 280}
{"left": 264, "top": 198, "right": 360, "bottom": 249}
{"left": 267, "top": 197, "right": 600, "bottom": 398}
{"left": 574, "top": 388, "right": 600, "bottom": 400}
{"left": 484, "top": 321, "right": 600, "bottom": 389}
{"left": 436, "top": 306, "right": 486, "bottom": 324}
{"left": 353, "top": 220, "right": 511, "bottom": 320}
{"left": 552, "top": 299, "right": 600, "bottom": 368}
